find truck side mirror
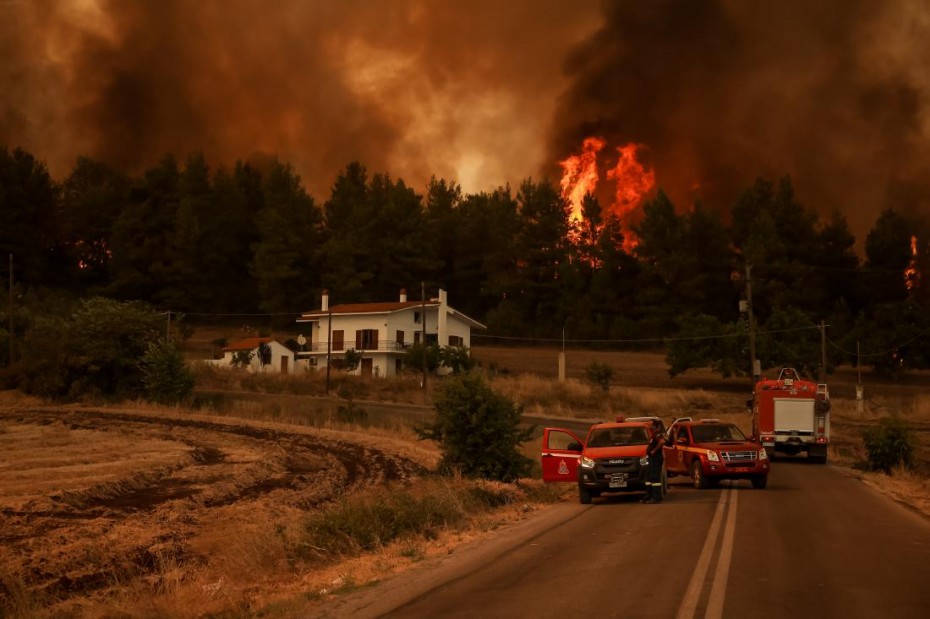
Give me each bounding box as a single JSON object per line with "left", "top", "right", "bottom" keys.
{"left": 677, "top": 436, "right": 689, "bottom": 445}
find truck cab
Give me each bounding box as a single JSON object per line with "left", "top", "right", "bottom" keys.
{"left": 664, "top": 419, "right": 770, "bottom": 489}
{"left": 541, "top": 421, "right": 665, "bottom": 504}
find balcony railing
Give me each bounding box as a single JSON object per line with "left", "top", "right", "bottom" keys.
{"left": 297, "top": 340, "right": 411, "bottom": 354}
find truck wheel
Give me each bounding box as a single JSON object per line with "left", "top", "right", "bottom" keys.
{"left": 691, "top": 461, "right": 709, "bottom": 489}
{"left": 579, "top": 486, "right": 593, "bottom": 505}
{"left": 751, "top": 475, "right": 768, "bottom": 489}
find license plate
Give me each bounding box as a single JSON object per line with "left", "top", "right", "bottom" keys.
{"left": 609, "top": 473, "right": 628, "bottom": 488}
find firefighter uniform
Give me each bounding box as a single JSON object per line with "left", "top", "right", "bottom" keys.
{"left": 643, "top": 423, "right": 666, "bottom": 503}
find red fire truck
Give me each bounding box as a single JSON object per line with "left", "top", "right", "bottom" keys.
{"left": 753, "top": 367, "right": 830, "bottom": 463}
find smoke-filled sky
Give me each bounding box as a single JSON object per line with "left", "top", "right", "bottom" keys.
{"left": 2, "top": 0, "right": 929, "bottom": 242}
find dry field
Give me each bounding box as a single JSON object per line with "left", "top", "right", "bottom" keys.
{"left": 0, "top": 399, "right": 439, "bottom": 617}
{"left": 2, "top": 343, "right": 929, "bottom": 617}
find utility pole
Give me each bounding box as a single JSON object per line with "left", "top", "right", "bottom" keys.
{"left": 325, "top": 303, "right": 333, "bottom": 395}
{"left": 744, "top": 263, "right": 759, "bottom": 384}
{"left": 421, "top": 281, "right": 428, "bottom": 401}
{"left": 856, "top": 340, "right": 863, "bottom": 416}
{"left": 7, "top": 253, "right": 12, "bottom": 366}
{"left": 819, "top": 320, "right": 827, "bottom": 383}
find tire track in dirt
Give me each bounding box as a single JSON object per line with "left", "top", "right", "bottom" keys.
{"left": 0, "top": 407, "right": 427, "bottom": 607}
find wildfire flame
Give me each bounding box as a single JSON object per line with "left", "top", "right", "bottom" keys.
{"left": 559, "top": 136, "right": 605, "bottom": 224}
{"left": 558, "top": 137, "right": 655, "bottom": 248}
{"left": 904, "top": 235, "right": 920, "bottom": 292}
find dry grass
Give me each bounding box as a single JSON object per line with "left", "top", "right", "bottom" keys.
{"left": 4, "top": 339, "right": 930, "bottom": 617}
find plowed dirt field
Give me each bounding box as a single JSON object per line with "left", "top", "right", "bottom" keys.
{"left": 0, "top": 406, "right": 428, "bottom": 615}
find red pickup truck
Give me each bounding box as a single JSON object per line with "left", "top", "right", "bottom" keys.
{"left": 664, "top": 419, "right": 770, "bottom": 489}
{"left": 541, "top": 420, "right": 666, "bottom": 504}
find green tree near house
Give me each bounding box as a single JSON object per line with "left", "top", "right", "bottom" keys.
{"left": 417, "top": 373, "right": 534, "bottom": 482}
{"left": 140, "top": 340, "right": 195, "bottom": 404}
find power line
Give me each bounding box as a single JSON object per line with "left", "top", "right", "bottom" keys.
{"left": 827, "top": 325, "right": 930, "bottom": 359}
{"left": 473, "top": 324, "right": 822, "bottom": 345}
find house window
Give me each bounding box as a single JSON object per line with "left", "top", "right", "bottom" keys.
{"left": 414, "top": 311, "right": 421, "bottom": 324}
{"left": 449, "top": 335, "right": 463, "bottom": 347}
{"left": 356, "top": 329, "right": 378, "bottom": 350}
{"left": 332, "top": 330, "right": 344, "bottom": 351}
{"left": 396, "top": 330, "right": 404, "bottom": 348}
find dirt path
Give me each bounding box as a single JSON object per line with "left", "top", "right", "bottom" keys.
{"left": 0, "top": 406, "right": 427, "bottom": 613}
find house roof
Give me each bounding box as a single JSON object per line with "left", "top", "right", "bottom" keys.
{"left": 297, "top": 300, "right": 438, "bottom": 320}
{"left": 223, "top": 337, "right": 275, "bottom": 352}
{"left": 297, "top": 299, "right": 485, "bottom": 330}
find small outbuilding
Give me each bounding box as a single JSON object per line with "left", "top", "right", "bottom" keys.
{"left": 212, "top": 337, "right": 295, "bottom": 373}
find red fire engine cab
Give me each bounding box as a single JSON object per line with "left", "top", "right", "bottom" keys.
{"left": 753, "top": 367, "right": 830, "bottom": 464}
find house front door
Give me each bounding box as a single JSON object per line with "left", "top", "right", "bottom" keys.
{"left": 361, "top": 358, "right": 373, "bottom": 376}
{"left": 280, "top": 356, "right": 289, "bottom": 374}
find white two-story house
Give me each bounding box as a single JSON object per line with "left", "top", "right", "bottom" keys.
{"left": 295, "top": 288, "right": 485, "bottom": 377}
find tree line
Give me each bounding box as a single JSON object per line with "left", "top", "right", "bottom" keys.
{"left": 1, "top": 144, "right": 929, "bottom": 377}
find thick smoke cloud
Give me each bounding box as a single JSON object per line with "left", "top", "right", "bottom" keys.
{"left": 3, "top": 1, "right": 928, "bottom": 244}
{"left": 550, "top": 0, "right": 930, "bottom": 242}
{"left": 0, "top": 0, "right": 597, "bottom": 197}
{"left": 547, "top": 0, "right": 930, "bottom": 242}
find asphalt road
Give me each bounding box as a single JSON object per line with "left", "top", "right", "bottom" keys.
{"left": 319, "top": 460, "right": 930, "bottom": 618}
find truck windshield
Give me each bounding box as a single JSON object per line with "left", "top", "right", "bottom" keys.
{"left": 587, "top": 426, "right": 649, "bottom": 447}
{"left": 691, "top": 424, "right": 746, "bottom": 443}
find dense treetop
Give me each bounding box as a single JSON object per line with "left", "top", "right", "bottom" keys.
{"left": 1, "top": 145, "right": 928, "bottom": 376}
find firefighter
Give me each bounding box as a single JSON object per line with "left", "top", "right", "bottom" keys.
{"left": 642, "top": 419, "right": 666, "bottom": 504}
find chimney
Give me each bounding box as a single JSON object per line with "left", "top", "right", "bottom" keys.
{"left": 321, "top": 289, "right": 329, "bottom": 312}
{"left": 399, "top": 288, "right": 407, "bottom": 303}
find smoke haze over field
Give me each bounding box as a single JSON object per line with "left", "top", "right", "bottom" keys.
{"left": 2, "top": 0, "right": 930, "bottom": 241}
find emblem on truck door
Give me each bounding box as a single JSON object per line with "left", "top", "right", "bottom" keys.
{"left": 559, "top": 460, "right": 569, "bottom": 475}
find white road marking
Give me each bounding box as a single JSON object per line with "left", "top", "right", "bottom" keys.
{"left": 705, "top": 486, "right": 739, "bottom": 618}
{"left": 676, "top": 488, "right": 730, "bottom": 619}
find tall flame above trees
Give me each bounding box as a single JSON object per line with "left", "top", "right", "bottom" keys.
{"left": 559, "top": 136, "right": 605, "bottom": 224}
{"left": 558, "top": 137, "right": 656, "bottom": 247}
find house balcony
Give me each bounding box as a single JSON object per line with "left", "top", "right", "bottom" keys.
{"left": 296, "top": 340, "right": 412, "bottom": 355}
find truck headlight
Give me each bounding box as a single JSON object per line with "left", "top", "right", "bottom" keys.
{"left": 580, "top": 456, "right": 596, "bottom": 469}
{"left": 759, "top": 448, "right": 768, "bottom": 460}
{"left": 639, "top": 456, "right": 649, "bottom": 466}
{"left": 706, "top": 450, "right": 720, "bottom": 462}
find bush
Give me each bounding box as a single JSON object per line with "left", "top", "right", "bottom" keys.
{"left": 417, "top": 372, "right": 534, "bottom": 482}
{"left": 344, "top": 348, "right": 362, "bottom": 371}
{"left": 140, "top": 340, "right": 195, "bottom": 404}
{"left": 862, "top": 417, "right": 915, "bottom": 473}
{"left": 439, "top": 345, "right": 476, "bottom": 374}
{"left": 17, "top": 297, "right": 166, "bottom": 399}
{"left": 585, "top": 361, "right": 614, "bottom": 391}
{"left": 301, "top": 485, "right": 469, "bottom": 557}
{"left": 403, "top": 342, "right": 441, "bottom": 373}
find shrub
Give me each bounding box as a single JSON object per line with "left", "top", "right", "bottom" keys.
{"left": 17, "top": 297, "right": 165, "bottom": 399}
{"left": 231, "top": 350, "right": 253, "bottom": 367}
{"left": 344, "top": 348, "right": 362, "bottom": 371}
{"left": 439, "top": 345, "right": 476, "bottom": 374}
{"left": 417, "top": 372, "right": 534, "bottom": 481}
{"left": 403, "top": 342, "right": 441, "bottom": 373}
{"left": 585, "top": 361, "right": 614, "bottom": 391}
{"left": 862, "top": 417, "right": 915, "bottom": 473}
{"left": 140, "top": 340, "right": 195, "bottom": 404}
{"left": 301, "top": 486, "right": 468, "bottom": 557}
